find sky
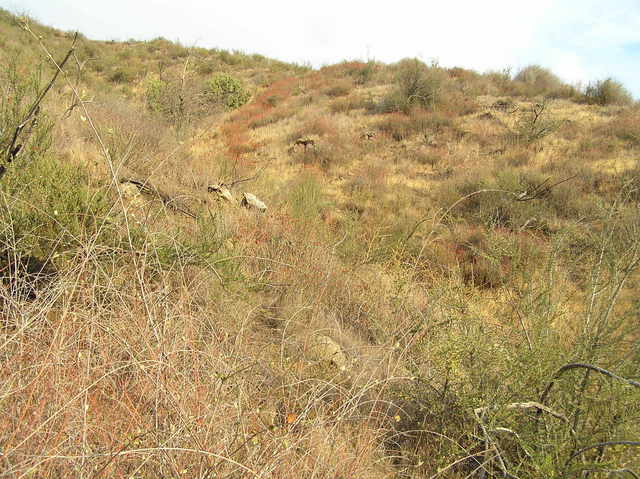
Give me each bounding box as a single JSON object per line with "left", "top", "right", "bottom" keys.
{"left": 3, "top": 0, "right": 639, "bottom": 98}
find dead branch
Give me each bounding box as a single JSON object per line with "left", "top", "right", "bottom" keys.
{"left": 226, "top": 173, "right": 260, "bottom": 189}
{"left": 504, "top": 401, "right": 569, "bottom": 423}
{"left": 120, "top": 177, "right": 196, "bottom": 219}
{"left": 473, "top": 408, "right": 520, "bottom": 479}
{"left": 540, "top": 363, "right": 640, "bottom": 407}
{"left": 405, "top": 175, "right": 577, "bottom": 242}
{"left": 2, "top": 32, "right": 78, "bottom": 177}
{"left": 514, "top": 174, "right": 578, "bottom": 201}
{"left": 566, "top": 441, "right": 640, "bottom": 465}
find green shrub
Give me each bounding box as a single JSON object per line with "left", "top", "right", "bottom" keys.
{"left": 204, "top": 73, "right": 250, "bottom": 110}
{"left": 1, "top": 154, "right": 112, "bottom": 260}
{"left": 0, "top": 57, "right": 54, "bottom": 177}
{"left": 380, "top": 58, "right": 448, "bottom": 113}
{"left": 144, "top": 76, "right": 172, "bottom": 114}
{"left": 484, "top": 67, "right": 515, "bottom": 94}
{"left": 144, "top": 74, "right": 211, "bottom": 134}
{"left": 584, "top": 78, "right": 633, "bottom": 106}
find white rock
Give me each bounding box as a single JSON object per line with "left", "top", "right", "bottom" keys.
{"left": 208, "top": 183, "right": 234, "bottom": 203}
{"left": 310, "top": 335, "right": 347, "bottom": 369}
{"left": 241, "top": 192, "right": 267, "bottom": 212}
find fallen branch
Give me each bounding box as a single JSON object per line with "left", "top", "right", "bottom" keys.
{"left": 120, "top": 177, "right": 196, "bottom": 219}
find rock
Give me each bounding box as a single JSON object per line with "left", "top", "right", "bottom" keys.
{"left": 310, "top": 335, "right": 348, "bottom": 369}
{"left": 208, "top": 183, "right": 234, "bottom": 203}
{"left": 241, "top": 192, "right": 267, "bottom": 212}
{"left": 293, "top": 138, "right": 316, "bottom": 150}
{"left": 120, "top": 182, "right": 141, "bottom": 199}
{"left": 257, "top": 404, "right": 279, "bottom": 428}
{"left": 360, "top": 131, "right": 376, "bottom": 140}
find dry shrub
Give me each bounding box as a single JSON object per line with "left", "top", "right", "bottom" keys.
{"left": 514, "top": 64, "right": 563, "bottom": 96}
{"left": 584, "top": 78, "right": 633, "bottom": 106}
{"left": 85, "top": 97, "right": 168, "bottom": 170}
{"left": 376, "top": 109, "right": 453, "bottom": 142}
{"left": 502, "top": 147, "right": 531, "bottom": 167}
{"left": 319, "top": 60, "right": 379, "bottom": 85}
{"left": 345, "top": 160, "right": 390, "bottom": 197}
{"left": 323, "top": 79, "right": 353, "bottom": 98}
{"left": 406, "top": 147, "right": 446, "bottom": 167}
{"left": 221, "top": 120, "right": 259, "bottom": 158}
{"left": 247, "top": 105, "right": 295, "bottom": 129}
{"left": 329, "top": 94, "right": 371, "bottom": 113}
{"left": 448, "top": 66, "right": 494, "bottom": 96}
{"left": 286, "top": 116, "right": 348, "bottom": 170}
{"left": 290, "top": 139, "right": 347, "bottom": 171}
{"left": 605, "top": 106, "right": 640, "bottom": 146}
{"left": 439, "top": 88, "right": 479, "bottom": 116}
{"left": 222, "top": 77, "right": 298, "bottom": 156}
{"left": 290, "top": 115, "right": 338, "bottom": 141}
{"left": 574, "top": 132, "right": 617, "bottom": 161}
{"left": 423, "top": 226, "right": 544, "bottom": 289}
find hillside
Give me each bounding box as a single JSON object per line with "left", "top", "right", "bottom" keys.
{"left": 1, "top": 9, "right": 639, "bottom": 478}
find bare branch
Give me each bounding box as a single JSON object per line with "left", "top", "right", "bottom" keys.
{"left": 2, "top": 32, "right": 78, "bottom": 176}
{"left": 566, "top": 441, "right": 640, "bottom": 465}
{"left": 540, "top": 363, "right": 640, "bottom": 407}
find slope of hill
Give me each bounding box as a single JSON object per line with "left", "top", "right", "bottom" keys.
{"left": 1, "top": 9, "right": 639, "bottom": 478}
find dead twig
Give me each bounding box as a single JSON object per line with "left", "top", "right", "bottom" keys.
{"left": 566, "top": 441, "right": 640, "bottom": 465}
{"left": 2, "top": 32, "right": 77, "bottom": 177}
{"left": 120, "top": 177, "right": 196, "bottom": 219}
{"left": 405, "top": 175, "right": 577, "bottom": 241}
{"left": 540, "top": 363, "right": 640, "bottom": 407}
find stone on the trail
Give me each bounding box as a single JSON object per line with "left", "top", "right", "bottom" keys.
{"left": 121, "top": 182, "right": 141, "bottom": 198}
{"left": 310, "top": 335, "right": 348, "bottom": 369}
{"left": 208, "top": 183, "right": 234, "bottom": 203}
{"left": 241, "top": 192, "right": 267, "bottom": 212}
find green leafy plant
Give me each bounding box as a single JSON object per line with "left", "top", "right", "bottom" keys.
{"left": 379, "top": 58, "right": 448, "bottom": 113}
{"left": 205, "top": 73, "right": 250, "bottom": 110}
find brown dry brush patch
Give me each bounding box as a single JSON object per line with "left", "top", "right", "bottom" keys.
{"left": 0, "top": 239, "right": 400, "bottom": 478}
{"left": 221, "top": 76, "right": 299, "bottom": 161}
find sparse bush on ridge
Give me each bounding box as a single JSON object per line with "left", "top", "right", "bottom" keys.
{"left": 514, "top": 64, "right": 563, "bottom": 94}
{"left": 584, "top": 77, "right": 633, "bottom": 106}
{"left": 379, "top": 58, "right": 449, "bottom": 113}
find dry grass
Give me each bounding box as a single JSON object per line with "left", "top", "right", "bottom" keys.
{"left": 1, "top": 8, "right": 639, "bottom": 478}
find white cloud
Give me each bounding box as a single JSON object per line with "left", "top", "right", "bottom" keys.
{"left": 3, "top": 0, "right": 639, "bottom": 97}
